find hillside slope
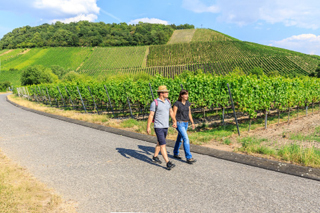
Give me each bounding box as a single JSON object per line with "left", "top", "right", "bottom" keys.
{"left": 1, "top": 29, "right": 319, "bottom": 85}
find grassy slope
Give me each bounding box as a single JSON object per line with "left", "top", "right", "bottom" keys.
{"left": 0, "top": 49, "right": 25, "bottom": 62}
{"left": 80, "top": 46, "right": 148, "bottom": 73}
{"left": 0, "top": 70, "right": 22, "bottom": 86}
{"left": 29, "top": 47, "right": 93, "bottom": 70}
{"left": 167, "top": 29, "right": 196, "bottom": 44}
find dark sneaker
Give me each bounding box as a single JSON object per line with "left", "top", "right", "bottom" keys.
{"left": 173, "top": 155, "right": 182, "bottom": 159}
{"left": 187, "top": 158, "right": 197, "bottom": 164}
{"left": 152, "top": 156, "right": 162, "bottom": 164}
{"left": 166, "top": 161, "right": 175, "bottom": 170}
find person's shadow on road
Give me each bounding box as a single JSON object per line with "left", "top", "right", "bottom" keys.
{"left": 116, "top": 145, "right": 172, "bottom": 169}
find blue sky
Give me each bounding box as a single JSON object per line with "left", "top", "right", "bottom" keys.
{"left": 1, "top": 0, "right": 320, "bottom": 55}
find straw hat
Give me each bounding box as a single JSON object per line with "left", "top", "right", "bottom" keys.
{"left": 156, "top": 85, "right": 170, "bottom": 92}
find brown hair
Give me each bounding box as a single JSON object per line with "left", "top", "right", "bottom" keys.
{"left": 178, "top": 89, "right": 188, "bottom": 102}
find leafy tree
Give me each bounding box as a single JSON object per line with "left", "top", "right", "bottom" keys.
{"left": 51, "top": 65, "right": 69, "bottom": 79}
{"left": 231, "top": 67, "right": 245, "bottom": 75}
{"left": 0, "top": 22, "right": 194, "bottom": 49}
{"left": 62, "top": 71, "right": 89, "bottom": 82}
{"left": 268, "top": 70, "right": 280, "bottom": 77}
{"left": 21, "top": 65, "right": 58, "bottom": 86}
{"left": 0, "top": 81, "right": 11, "bottom": 91}
{"left": 250, "top": 67, "right": 264, "bottom": 76}
{"left": 316, "top": 63, "right": 320, "bottom": 78}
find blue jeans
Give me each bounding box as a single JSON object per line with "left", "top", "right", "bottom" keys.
{"left": 174, "top": 122, "right": 192, "bottom": 160}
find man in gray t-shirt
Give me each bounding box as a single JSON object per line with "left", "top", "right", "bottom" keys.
{"left": 147, "top": 85, "right": 177, "bottom": 170}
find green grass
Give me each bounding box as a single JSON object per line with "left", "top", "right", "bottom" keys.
{"left": 237, "top": 137, "right": 320, "bottom": 167}
{"left": 0, "top": 49, "right": 25, "bottom": 62}
{"left": 167, "top": 29, "right": 196, "bottom": 44}
{"left": 1, "top": 49, "right": 48, "bottom": 70}
{"left": 1, "top": 48, "right": 92, "bottom": 71}
{"left": 0, "top": 70, "right": 22, "bottom": 86}
{"left": 238, "top": 137, "right": 276, "bottom": 155}
{"left": 290, "top": 126, "right": 320, "bottom": 143}
{"left": 0, "top": 49, "right": 10, "bottom": 55}
{"left": 28, "top": 47, "right": 92, "bottom": 70}
{"left": 80, "top": 46, "right": 148, "bottom": 73}
{"left": 188, "top": 126, "right": 233, "bottom": 145}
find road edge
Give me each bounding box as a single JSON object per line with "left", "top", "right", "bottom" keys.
{"left": 6, "top": 95, "right": 320, "bottom": 181}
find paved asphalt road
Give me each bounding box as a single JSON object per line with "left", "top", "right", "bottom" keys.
{"left": 0, "top": 93, "right": 319, "bottom": 213}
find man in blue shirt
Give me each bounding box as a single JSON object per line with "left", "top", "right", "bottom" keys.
{"left": 147, "top": 85, "right": 177, "bottom": 170}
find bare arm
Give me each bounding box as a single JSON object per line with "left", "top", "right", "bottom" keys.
{"left": 173, "top": 106, "right": 178, "bottom": 116}
{"left": 146, "top": 111, "right": 155, "bottom": 134}
{"left": 189, "top": 106, "right": 195, "bottom": 130}
{"left": 169, "top": 108, "right": 177, "bottom": 128}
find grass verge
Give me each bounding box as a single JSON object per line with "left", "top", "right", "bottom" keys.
{"left": 0, "top": 149, "right": 77, "bottom": 212}
{"left": 238, "top": 137, "right": 320, "bottom": 168}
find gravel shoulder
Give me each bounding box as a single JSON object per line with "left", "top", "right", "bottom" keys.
{"left": 1, "top": 93, "right": 320, "bottom": 213}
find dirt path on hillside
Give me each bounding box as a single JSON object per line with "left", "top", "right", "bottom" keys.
{"left": 19, "top": 49, "right": 30, "bottom": 55}
{"left": 0, "top": 49, "right": 13, "bottom": 56}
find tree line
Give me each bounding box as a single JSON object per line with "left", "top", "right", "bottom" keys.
{"left": 0, "top": 22, "right": 194, "bottom": 49}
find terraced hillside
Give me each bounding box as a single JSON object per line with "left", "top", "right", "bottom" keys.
{"left": 147, "top": 40, "right": 320, "bottom": 75}
{"left": 79, "top": 46, "right": 148, "bottom": 75}
{"left": 0, "top": 29, "right": 319, "bottom": 86}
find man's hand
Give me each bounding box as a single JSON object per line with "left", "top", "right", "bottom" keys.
{"left": 147, "top": 127, "right": 151, "bottom": 135}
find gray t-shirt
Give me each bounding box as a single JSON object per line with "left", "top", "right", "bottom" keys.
{"left": 150, "top": 98, "right": 172, "bottom": 128}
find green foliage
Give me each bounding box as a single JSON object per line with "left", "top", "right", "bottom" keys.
{"left": 250, "top": 67, "right": 264, "bottom": 76}
{"left": 20, "top": 65, "right": 58, "bottom": 86}
{"left": 51, "top": 65, "right": 69, "bottom": 79}
{"left": 62, "top": 71, "right": 89, "bottom": 82}
{"left": 231, "top": 67, "right": 245, "bottom": 75}
{"left": 24, "top": 73, "right": 320, "bottom": 121}
{"left": 0, "top": 81, "right": 11, "bottom": 91}
{"left": 268, "top": 70, "right": 280, "bottom": 77}
{"left": 0, "top": 22, "right": 193, "bottom": 49}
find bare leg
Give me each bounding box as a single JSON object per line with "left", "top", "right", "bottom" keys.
{"left": 154, "top": 142, "right": 160, "bottom": 157}
{"left": 160, "top": 145, "right": 169, "bottom": 163}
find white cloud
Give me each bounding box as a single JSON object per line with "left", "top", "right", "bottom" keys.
{"left": 183, "top": 0, "right": 320, "bottom": 29}
{"left": 33, "top": 0, "right": 100, "bottom": 15}
{"left": 270, "top": 34, "right": 320, "bottom": 55}
{"left": 128, "top": 18, "right": 169, "bottom": 25}
{"left": 50, "top": 14, "right": 98, "bottom": 24}
{"left": 1, "top": 0, "right": 100, "bottom": 23}
{"left": 33, "top": 0, "right": 100, "bottom": 23}
{"left": 182, "top": 0, "right": 220, "bottom": 13}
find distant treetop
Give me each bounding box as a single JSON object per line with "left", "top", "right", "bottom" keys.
{"left": 0, "top": 21, "right": 194, "bottom": 49}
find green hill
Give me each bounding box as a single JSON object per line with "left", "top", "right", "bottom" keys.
{"left": 0, "top": 28, "right": 319, "bottom": 86}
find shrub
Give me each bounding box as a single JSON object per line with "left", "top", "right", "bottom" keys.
{"left": 51, "top": 65, "right": 70, "bottom": 79}
{"left": 231, "top": 67, "right": 245, "bottom": 75}
{"left": 62, "top": 71, "right": 89, "bottom": 82}
{"left": 0, "top": 81, "right": 11, "bottom": 91}
{"left": 21, "top": 65, "right": 58, "bottom": 86}
{"left": 268, "top": 70, "right": 280, "bottom": 77}
{"left": 250, "top": 67, "right": 264, "bottom": 76}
